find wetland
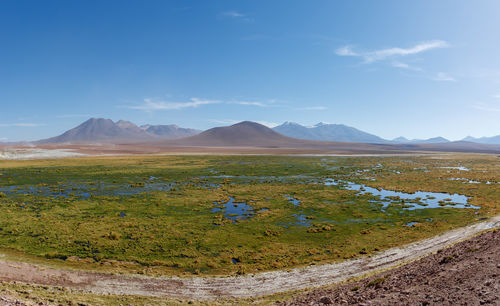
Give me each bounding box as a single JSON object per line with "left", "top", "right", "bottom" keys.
{"left": 0, "top": 154, "right": 498, "bottom": 276}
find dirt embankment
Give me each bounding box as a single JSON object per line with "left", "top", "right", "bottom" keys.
{"left": 282, "top": 228, "right": 500, "bottom": 305}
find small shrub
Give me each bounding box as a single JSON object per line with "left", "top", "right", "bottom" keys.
{"left": 439, "top": 255, "right": 456, "bottom": 264}
{"left": 367, "top": 277, "right": 385, "bottom": 288}
{"left": 307, "top": 224, "right": 335, "bottom": 233}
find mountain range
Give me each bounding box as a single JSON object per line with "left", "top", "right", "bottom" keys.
{"left": 272, "top": 122, "right": 452, "bottom": 144}
{"left": 38, "top": 118, "right": 201, "bottom": 143}
{"left": 30, "top": 118, "right": 500, "bottom": 146}
{"left": 273, "top": 122, "right": 387, "bottom": 143}
{"left": 462, "top": 135, "right": 500, "bottom": 145}
{"left": 391, "top": 136, "right": 450, "bottom": 144}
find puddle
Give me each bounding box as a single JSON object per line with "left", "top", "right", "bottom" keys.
{"left": 324, "top": 179, "right": 479, "bottom": 210}
{"left": 448, "top": 178, "right": 481, "bottom": 184}
{"left": 291, "top": 212, "right": 311, "bottom": 226}
{"left": 439, "top": 166, "right": 470, "bottom": 171}
{"left": 284, "top": 195, "right": 300, "bottom": 206}
{"left": 281, "top": 195, "right": 311, "bottom": 227}
{"left": 405, "top": 222, "right": 419, "bottom": 227}
{"left": 211, "top": 197, "right": 267, "bottom": 223}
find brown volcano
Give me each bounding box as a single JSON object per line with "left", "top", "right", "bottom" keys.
{"left": 172, "top": 121, "right": 300, "bottom": 146}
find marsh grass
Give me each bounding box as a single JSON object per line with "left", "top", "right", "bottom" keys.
{"left": 0, "top": 154, "right": 497, "bottom": 276}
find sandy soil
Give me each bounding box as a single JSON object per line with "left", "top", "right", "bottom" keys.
{"left": 0, "top": 148, "right": 84, "bottom": 160}
{"left": 0, "top": 216, "right": 498, "bottom": 301}
{"left": 1, "top": 143, "right": 428, "bottom": 158}
{"left": 283, "top": 228, "right": 500, "bottom": 305}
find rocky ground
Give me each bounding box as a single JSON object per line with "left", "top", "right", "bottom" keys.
{"left": 282, "top": 229, "right": 499, "bottom": 305}
{"left": 0, "top": 296, "right": 31, "bottom": 306}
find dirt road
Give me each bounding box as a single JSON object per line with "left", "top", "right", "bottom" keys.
{"left": 0, "top": 216, "right": 499, "bottom": 300}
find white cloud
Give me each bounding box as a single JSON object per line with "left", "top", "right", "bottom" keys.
{"left": 220, "top": 10, "right": 254, "bottom": 21}
{"left": 492, "top": 94, "right": 500, "bottom": 99}
{"left": 296, "top": 106, "right": 328, "bottom": 111}
{"left": 472, "top": 103, "right": 500, "bottom": 112}
{"left": 221, "top": 10, "right": 245, "bottom": 18}
{"left": 391, "top": 61, "right": 423, "bottom": 71}
{"left": 127, "top": 98, "right": 282, "bottom": 112}
{"left": 0, "top": 123, "right": 45, "bottom": 127}
{"left": 229, "top": 101, "right": 268, "bottom": 107}
{"left": 432, "top": 72, "right": 456, "bottom": 82}
{"left": 335, "top": 46, "right": 358, "bottom": 56}
{"left": 336, "top": 40, "right": 449, "bottom": 63}
{"left": 0, "top": 137, "right": 7, "bottom": 141}
{"left": 220, "top": 10, "right": 253, "bottom": 22}
{"left": 366, "top": 41, "right": 448, "bottom": 62}
{"left": 128, "top": 98, "right": 220, "bottom": 111}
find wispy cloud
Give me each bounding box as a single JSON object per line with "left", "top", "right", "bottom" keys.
{"left": 221, "top": 10, "right": 245, "bottom": 18}
{"left": 229, "top": 101, "right": 268, "bottom": 107}
{"left": 472, "top": 103, "right": 500, "bottom": 112}
{"left": 0, "top": 123, "right": 45, "bottom": 127}
{"left": 295, "top": 106, "right": 328, "bottom": 111}
{"left": 0, "top": 137, "right": 7, "bottom": 141}
{"left": 492, "top": 94, "right": 500, "bottom": 99}
{"left": 335, "top": 46, "right": 358, "bottom": 57}
{"left": 391, "top": 61, "right": 423, "bottom": 71}
{"left": 220, "top": 10, "right": 252, "bottom": 21}
{"left": 126, "top": 98, "right": 221, "bottom": 111}
{"left": 336, "top": 40, "right": 449, "bottom": 63}
{"left": 432, "top": 72, "right": 456, "bottom": 82}
{"left": 126, "top": 97, "right": 281, "bottom": 112}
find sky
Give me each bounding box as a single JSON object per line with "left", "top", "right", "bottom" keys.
{"left": 1, "top": 0, "right": 500, "bottom": 142}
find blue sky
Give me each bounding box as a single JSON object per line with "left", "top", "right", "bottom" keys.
{"left": 1, "top": 0, "right": 500, "bottom": 141}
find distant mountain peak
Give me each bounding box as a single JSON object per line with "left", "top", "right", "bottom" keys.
{"left": 428, "top": 136, "right": 449, "bottom": 142}
{"left": 273, "top": 121, "right": 387, "bottom": 143}
{"left": 281, "top": 121, "right": 301, "bottom": 126}
{"left": 460, "top": 135, "right": 500, "bottom": 145}
{"left": 116, "top": 120, "right": 141, "bottom": 130}
{"left": 314, "top": 122, "right": 330, "bottom": 127}
{"left": 392, "top": 136, "right": 449, "bottom": 144}
{"left": 393, "top": 136, "right": 409, "bottom": 142}
{"left": 116, "top": 119, "right": 135, "bottom": 126}
{"left": 173, "top": 120, "right": 296, "bottom": 146}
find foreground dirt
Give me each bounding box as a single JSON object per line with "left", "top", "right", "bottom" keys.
{"left": 283, "top": 229, "right": 500, "bottom": 306}
{"left": 0, "top": 216, "right": 498, "bottom": 301}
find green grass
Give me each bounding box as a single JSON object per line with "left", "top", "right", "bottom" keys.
{"left": 0, "top": 154, "right": 498, "bottom": 276}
